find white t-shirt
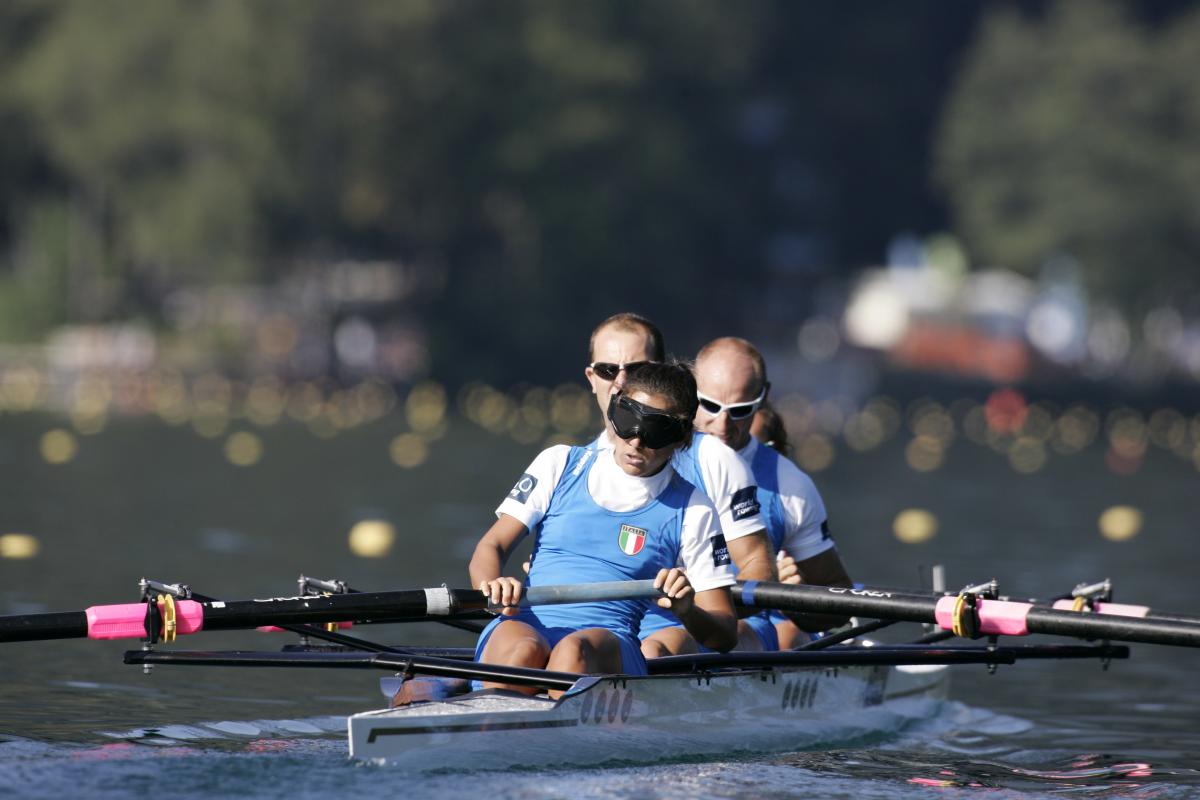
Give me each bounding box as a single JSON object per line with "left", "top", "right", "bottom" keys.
{"left": 496, "top": 445, "right": 735, "bottom": 593}
{"left": 591, "top": 431, "right": 765, "bottom": 542}
{"left": 738, "top": 437, "right": 836, "bottom": 562}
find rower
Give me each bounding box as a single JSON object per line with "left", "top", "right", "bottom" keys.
{"left": 640, "top": 337, "right": 853, "bottom": 654}
{"left": 583, "top": 313, "right": 779, "bottom": 657}
{"left": 470, "top": 361, "right": 738, "bottom": 694}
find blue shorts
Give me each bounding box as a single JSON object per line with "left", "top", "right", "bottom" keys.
{"left": 742, "top": 611, "right": 780, "bottom": 651}
{"left": 642, "top": 610, "right": 779, "bottom": 652}
{"left": 472, "top": 610, "right": 647, "bottom": 688}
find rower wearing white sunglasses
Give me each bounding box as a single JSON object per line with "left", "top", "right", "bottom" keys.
{"left": 639, "top": 336, "right": 853, "bottom": 655}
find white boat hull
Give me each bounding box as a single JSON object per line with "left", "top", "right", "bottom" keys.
{"left": 348, "top": 663, "right": 949, "bottom": 769}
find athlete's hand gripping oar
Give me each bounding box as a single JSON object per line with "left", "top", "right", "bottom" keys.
{"left": 734, "top": 580, "right": 1200, "bottom": 649}
{"left": 0, "top": 580, "right": 665, "bottom": 644}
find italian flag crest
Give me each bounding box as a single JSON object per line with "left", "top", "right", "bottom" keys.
{"left": 618, "top": 524, "right": 647, "bottom": 556}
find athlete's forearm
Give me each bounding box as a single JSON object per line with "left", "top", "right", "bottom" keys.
{"left": 728, "top": 530, "right": 777, "bottom": 617}
{"left": 678, "top": 607, "right": 737, "bottom": 652}
{"left": 468, "top": 540, "right": 507, "bottom": 588}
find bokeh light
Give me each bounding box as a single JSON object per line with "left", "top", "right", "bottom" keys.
{"left": 1098, "top": 505, "right": 1142, "bottom": 542}
{"left": 1007, "top": 436, "right": 1047, "bottom": 474}
{"left": 348, "top": 520, "right": 396, "bottom": 558}
{"left": 224, "top": 431, "right": 264, "bottom": 466}
{"left": 893, "top": 509, "right": 938, "bottom": 544}
{"left": 390, "top": 433, "right": 429, "bottom": 468}
{"left": 795, "top": 434, "right": 835, "bottom": 472}
{"left": 905, "top": 435, "right": 944, "bottom": 472}
{"left": 406, "top": 381, "right": 447, "bottom": 432}
{"left": 0, "top": 533, "right": 40, "bottom": 559}
{"left": 40, "top": 429, "right": 78, "bottom": 464}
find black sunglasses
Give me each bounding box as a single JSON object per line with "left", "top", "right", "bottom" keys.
{"left": 589, "top": 361, "right": 653, "bottom": 381}
{"left": 607, "top": 393, "right": 688, "bottom": 449}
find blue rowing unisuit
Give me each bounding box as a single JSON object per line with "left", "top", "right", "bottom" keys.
{"left": 640, "top": 437, "right": 786, "bottom": 645}
{"left": 475, "top": 444, "right": 696, "bottom": 654}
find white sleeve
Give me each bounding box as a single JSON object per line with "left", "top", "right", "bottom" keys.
{"left": 778, "top": 460, "right": 836, "bottom": 561}
{"left": 494, "top": 445, "right": 571, "bottom": 530}
{"left": 694, "top": 435, "right": 765, "bottom": 541}
{"left": 678, "top": 488, "right": 736, "bottom": 592}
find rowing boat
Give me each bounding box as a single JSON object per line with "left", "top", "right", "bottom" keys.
{"left": 350, "top": 660, "right": 949, "bottom": 769}
{"left": 0, "top": 575, "right": 1192, "bottom": 770}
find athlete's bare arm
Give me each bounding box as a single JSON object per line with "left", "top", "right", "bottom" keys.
{"left": 726, "top": 529, "right": 777, "bottom": 618}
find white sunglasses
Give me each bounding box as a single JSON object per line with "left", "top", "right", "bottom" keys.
{"left": 696, "top": 388, "right": 766, "bottom": 420}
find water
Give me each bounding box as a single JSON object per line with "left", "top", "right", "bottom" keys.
{"left": 2, "top": 413, "right": 1199, "bottom": 798}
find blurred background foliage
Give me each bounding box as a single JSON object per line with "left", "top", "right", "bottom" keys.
{"left": 0, "top": 0, "right": 1197, "bottom": 383}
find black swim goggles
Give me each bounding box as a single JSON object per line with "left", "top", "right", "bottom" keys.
{"left": 589, "top": 361, "right": 653, "bottom": 381}
{"left": 607, "top": 393, "right": 688, "bottom": 449}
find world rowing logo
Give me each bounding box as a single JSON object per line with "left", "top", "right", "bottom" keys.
{"left": 508, "top": 473, "right": 538, "bottom": 503}
{"left": 617, "top": 524, "right": 647, "bottom": 556}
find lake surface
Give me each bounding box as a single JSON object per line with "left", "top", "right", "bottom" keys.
{"left": 2, "top": 408, "right": 1199, "bottom": 798}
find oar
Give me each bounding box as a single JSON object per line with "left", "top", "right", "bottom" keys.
{"left": 0, "top": 580, "right": 664, "bottom": 644}
{"left": 124, "top": 649, "right": 584, "bottom": 690}
{"left": 646, "top": 643, "right": 1129, "bottom": 672}
{"left": 735, "top": 581, "right": 1200, "bottom": 649}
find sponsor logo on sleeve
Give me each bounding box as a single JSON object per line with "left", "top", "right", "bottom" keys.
{"left": 710, "top": 533, "right": 731, "bottom": 567}
{"left": 730, "top": 486, "right": 761, "bottom": 521}
{"left": 618, "top": 524, "right": 647, "bottom": 556}
{"left": 508, "top": 473, "right": 538, "bottom": 504}
{"left": 821, "top": 519, "right": 832, "bottom": 540}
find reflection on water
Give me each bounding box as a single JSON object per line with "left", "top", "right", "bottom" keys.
{"left": 2, "top": 414, "right": 1200, "bottom": 798}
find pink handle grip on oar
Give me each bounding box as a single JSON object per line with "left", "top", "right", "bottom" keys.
{"left": 85, "top": 600, "right": 205, "bottom": 640}
{"left": 1051, "top": 600, "right": 1150, "bottom": 617}
{"left": 935, "top": 596, "right": 1031, "bottom": 636}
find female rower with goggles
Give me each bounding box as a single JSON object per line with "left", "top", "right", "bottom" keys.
{"left": 470, "top": 361, "right": 738, "bottom": 694}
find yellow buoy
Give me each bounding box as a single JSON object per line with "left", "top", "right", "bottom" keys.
{"left": 0, "top": 533, "right": 40, "bottom": 559}
{"left": 348, "top": 520, "right": 396, "bottom": 558}
{"left": 893, "top": 509, "right": 938, "bottom": 544}
{"left": 1098, "top": 505, "right": 1142, "bottom": 542}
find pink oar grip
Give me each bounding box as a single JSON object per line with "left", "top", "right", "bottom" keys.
{"left": 934, "top": 596, "right": 1031, "bottom": 636}
{"left": 1052, "top": 599, "right": 1150, "bottom": 618}
{"left": 176, "top": 600, "right": 204, "bottom": 634}
{"left": 85, "top": 600, "right": 205, "bottom": 640}
{"left": 86, "top": 603, "right": 149, "bottom": 640}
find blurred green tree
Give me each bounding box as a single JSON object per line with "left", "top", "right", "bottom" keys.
{"left": 936, "top": 0, "right": 1200, "bottom": 307}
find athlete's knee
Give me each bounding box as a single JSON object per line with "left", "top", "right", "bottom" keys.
{"left": 547, "top": 635, "right": 595, "bottom": 672}
{"left": 734, "top": 621, "right": 765, "bottom": 652}
{"left": 641, "top": 638, "right": 671, "bottom": 659}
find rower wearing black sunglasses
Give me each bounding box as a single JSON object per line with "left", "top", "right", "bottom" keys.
{"left": 469, "top": 361, "right": 738, "bottom": 694}
{"left": 640, "top": 337, "right": 853, "bottom": 655}
{"left": 584, "top": 314, "right": 778, "bottom": 658}
{"left": 584, "top": 312, "right": 666, "bottom": 419}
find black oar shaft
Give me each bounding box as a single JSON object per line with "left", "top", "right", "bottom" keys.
{"left": 1024, "top": 608, "right": 1200, "bottom": 648}
{"left": 0, "top": 611, "right": 88, "bottom": 643}
{"left": 737, "top": 582, "right": 936, "bottom": 623}
{"left": 125, "top": 650, "right": 583, "bottom": 690}
{"left": 198, "top": 590, "right": 449, "bottom": 630}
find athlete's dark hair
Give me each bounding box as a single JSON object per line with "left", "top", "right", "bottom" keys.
{"left": 588, "top": 312, "right": 666, "bottom": 362}
{"left": 621, "top": 360, "right": 697, "bottom": 448}
{"left": 752, "top": 400, "right": 790, "bottom": 456}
